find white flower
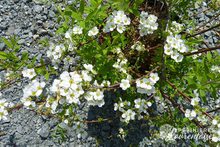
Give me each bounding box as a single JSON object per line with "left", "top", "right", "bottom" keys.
{"left": 88, "top": 27, "right": 99, "bottom": 36}
{"left": 0, "top": 99, "right": 8, "bottom": 108}
{"left": 21, "top": 97, "right": 36, "bottom": 108}
{"left": 34, "top": 81, "right": 46, "bottom": 97}
{"left": 120, "top": 79, "right": 130, "bottom": 90}
{"left": 0, "top": 108, "right": 8, "bottom": 121}
{"left": 116, "top": 24, "right": 125, "bottom": 33}
{"left": 191, "top": 97, "right": 200, "bottom": 106}
{"left": 85, "top": 89, "right": 105, "bottom": 107}
{"left": 212, "top": 119, "right": 218, "bottom": 125}
{"left": 93, "top": 89, "right": 104, "bottom": 101}
{"left": 73, "top": 26, "right": 83, "bottom": 34}
{"left": 137, "top": 78, "right": 153, "bottom": 89}
{"left": 121, "top": 109, "right": 136, "bottom": 123}
{"left": 190, "top": 110, "right": 197, "bottom": 117}
{"left": 185, "top": 109, "right": 197, "bottom": 120}
{"left": 147, "top": 102, "right": 152, "bottom": 107}
{"left": 83, "top": 64, "right": 93, "bottom": 72}
{"left": 140, "top": 11, "right": 148, "bottom": 18}
{"left": 212, "top": 136, "right": 219, "bottom": 142}
{"left": 149, "top": 73, "right": 159, "bottom": 84}
{"left": 104, "top": 10, "right": 130, "bottom": 33}
{"left": 66, "top": 89, "right": 80, "bottom": 104}
{"left": 22, "top": 68, "right": 36, "bottom": 79}
{"left": 81, "top": 70, "right": 92, "bottom": 82}
{"left": 65, "top": 30, "right": 72, "bottom": 39}
{"left": 139, "top": 12, "right": 158, "bottom": 35}
{"left": 22, "top": 80, "right": 46, "bottom": 99}
{"left": 164, "top": 44, "right": 173, "bottom": 55}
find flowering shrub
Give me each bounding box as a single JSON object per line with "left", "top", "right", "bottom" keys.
{"left": 0, "top": 0, "right": 220, "bottom": 145}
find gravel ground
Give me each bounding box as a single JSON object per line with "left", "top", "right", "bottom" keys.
{"left": 0, "top": 0, "right": 219, "bottom": 147}
{"left": 0, "top": 0, "right": 97, "bottom": 146}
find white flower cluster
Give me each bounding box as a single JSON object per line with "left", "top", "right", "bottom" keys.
{"left": 50, "top": 71, "right": 84, "bottom": 105}
{"left": 113, "top": 58, "right": 128, "bottom": 74}
{"left": 210, "top": 119, "right": 220, "bottom": 142}
{"left": 168, "top": 21, "right": 184, "bottom": 35}
{"left": 134, "top": 98, "right": 152, "bottom": 119}
{"left": 185, "top": 109, "right": 197, "bottom": 120}
{"left": 48, "top": 64, "right": 105, "bottom": 111}
{"left": 22, "top": 68, "right": 36, "bottom": 79}
{"left": 85, "top": 89, "right": 105, "bottom": 107}
{"left": 136, "top": 73, "right": 159, "bottom": 95}
{"left": 0, "top": 98, "right": 9, "bottom": 121}
{"left": 103, "top": 10, "right": 130, "bottom": 33}
{"left": 47, "top": 43, "right": 65, "bottom": 61}
{"left": 114, "top": 98, "right": 152, "bottom": 123}
{"left": 164, "top": 35, "right": 188, "bottom": 62}
{"left": 88, "top": 27, "right": 99, "bottom": 36}
{"left": 65, "top": 25, "right": 83, "bottom": 40}
{"left": 211, "top": 65, "right": 220, "bottom": 73}
{"left": 138, "top": 11, "right": 158, "bottom": 36}
{"left": 114, "top": 98, "right": 134, "bottom": 123}
{"left": 131, "top": 41, "right": 145, "bottom": 51}
{"left": 22, "top": 80, "right": 46, "bottom": 108}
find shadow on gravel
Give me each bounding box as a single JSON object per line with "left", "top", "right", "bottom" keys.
{"left": 87, "top": 91, "right": 150, "bottom": 147}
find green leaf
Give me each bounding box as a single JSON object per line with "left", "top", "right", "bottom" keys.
{"left": 44, "top": 71, "right": 50, "bottom": 81}
{"left": 71, "top": 12, "right": 82, "bottom": 21}
{"left": 0, "top": 51, "right": 8, "bottom": 60}
{"left": 64, "top": 10, "right": 72, "bottom": 16}
{"left": 1, "top": 37, "right": 13, "bottom": 48}
{"left": 207, "top": 52, "right": 212, "bottom": 61}
{"left": 79, "top": 0, "right": 85, "bottom": 14}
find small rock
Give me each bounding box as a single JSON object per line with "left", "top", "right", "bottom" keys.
{"left": 18, "top": 39, "right": 25, "bottom": 44}
{"left": 38, "top": 29, "right": 48, "bottom": 36}
{"left": 33, "top": 34, "right": 39, "bottom": 40}
{"left": 14, "top": 28, "right": 21, "bottom": 35}
{"left": 48, "top": 11, "right": 55, "bottom": 18}
{"left": 33, "top": 5, "right": 43, "bottom": 13}
{"left": 37, "top": 123, "right": 50, "bottom": 138}
{"left": 13, "top": 0, "right": 20, "bottom": 3}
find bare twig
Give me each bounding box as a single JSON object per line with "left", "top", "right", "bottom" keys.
{"left": 196, "top": 11, "right": 220, "bottom": 31}
{"left": 160, "top": 91, "right": 204, "bottom": 128}
{"left": 187, "top": 23, "right": 220, "bottom": 38}
{"left": 166, "top": 80, "right": 214, "bottom": 120}
{"left": 96, "top": 66, "right": 161, "bottom": 90}
{"left": 184, "top": 45, "right": 220, "bottom": 56}
{"left": 207, "top": 107, "right": 220, "bottom": 113}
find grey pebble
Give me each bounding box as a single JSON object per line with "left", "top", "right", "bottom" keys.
{"left": 37, "top": 123, "right": 50, "bottom": 138}
{"left": 18, "top": 39, "right": 25, "bottom": 44}
{"left": 33, "top": 5, "right": 43, "bottom": 13}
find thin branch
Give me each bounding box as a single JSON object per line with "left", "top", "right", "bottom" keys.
{"left": 166, "top": 79, "right": 214, "bottom": 120}
{"left": 96, "top": 66, "right": 161, "bottom": 90}
{"left": 190, "top": 7, "right": 211, "bottom": 18}
{"left": 196, "top": 11, "right": 220, "bottom": 31}
{"left": 207, "top": 107, "right": 220, "bottom": 113}
{"left": 166, "top": 80, "right": 191, "bottom": 102}
{"left": 184, "top": 45, "right": 220, "bottom": 56}
{"left": 187, "top": 23, "right": 220, "bottom": 38}
{"left": 160, "top": 91, "right": 204, "bottom": 128}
